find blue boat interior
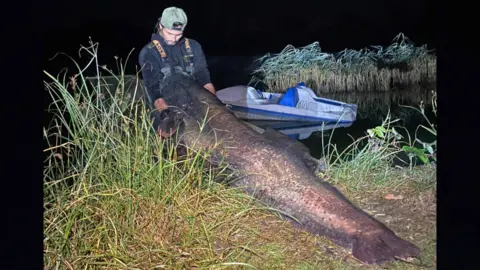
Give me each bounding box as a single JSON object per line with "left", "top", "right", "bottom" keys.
{"left": 278, "top": 87, "right": 300, "bottom": 107}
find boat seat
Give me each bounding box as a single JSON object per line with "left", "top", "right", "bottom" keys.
{"left": 247, "top": 86, "right": 265, "bottom": 100}
{"left": 278, "top": 87, "right": 299, "bottom": 107}
{"left": 246, "top": 86, "right": 273, "bottom": 105}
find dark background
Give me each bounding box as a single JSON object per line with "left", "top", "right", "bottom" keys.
{"left": 39, "top": 0, "right": 436, "bottom": 87}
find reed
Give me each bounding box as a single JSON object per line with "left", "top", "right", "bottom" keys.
{"left": 250, "top": 33, "right": 436, "bottom": 94}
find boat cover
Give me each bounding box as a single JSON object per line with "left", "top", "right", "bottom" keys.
{"left": 278, "top": 87, "right": 299, "bottom": 107}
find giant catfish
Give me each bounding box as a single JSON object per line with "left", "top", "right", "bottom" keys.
{"left": 153, "top": 75, "right": 420, "bottom": 264}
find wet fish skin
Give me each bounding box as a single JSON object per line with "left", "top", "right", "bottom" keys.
{"left": 160, "top": 76, "right": 421, "bottom": 264}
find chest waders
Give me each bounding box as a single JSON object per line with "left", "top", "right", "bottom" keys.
{"left": 151, "top": 38, "right": 195, "bottom": 100}
{"left": 145, "top": 38, "right": 196, "bottom": 136}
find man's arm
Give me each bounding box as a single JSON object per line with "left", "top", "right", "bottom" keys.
{"left": 138, "top": 47, "right": 167, "bottom": 110}
{"left": 192, "top": 42, "right": 216, "bottom": 95}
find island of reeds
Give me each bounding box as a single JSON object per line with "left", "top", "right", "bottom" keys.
{"left": 249, "top": 33, "right": 436, "bottom": 94}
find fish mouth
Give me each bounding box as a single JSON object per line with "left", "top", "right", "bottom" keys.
{"left": 150, "top": 108, "right": 184, "bottom": 138}
{"left": 158, "top": 127, "right": 177, "bottom": 138}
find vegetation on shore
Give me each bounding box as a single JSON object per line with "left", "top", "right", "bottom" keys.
{"left": 43, "top": 40, "right": 436, "bottom": 269}
{"left": 249, "top": 33, "right": 436, "bottom": 94}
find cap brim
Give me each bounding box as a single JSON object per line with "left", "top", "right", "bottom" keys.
{"left": 165, "top": 26, "right": 184, "bottom": 32}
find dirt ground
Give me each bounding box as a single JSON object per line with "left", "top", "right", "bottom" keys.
{"left": 340, "top": 183, "right": 436, "bottom": 269}
{"left": 233, "top": 179, "right": 437, "bottom": 269}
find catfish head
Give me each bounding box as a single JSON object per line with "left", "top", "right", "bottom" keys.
{"left": 150, "top": 76, "right": 203, "bottom": 138}
{"left": 150, "top": 108, "right": 182, "bottom": 137}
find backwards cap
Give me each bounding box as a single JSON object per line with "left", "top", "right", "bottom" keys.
{"left": 159, "top": 7, "right": 188, "bottom": 32}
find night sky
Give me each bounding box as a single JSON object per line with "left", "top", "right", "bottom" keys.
{"left": 39, "top": 0, "right": 435, "bottom": 79}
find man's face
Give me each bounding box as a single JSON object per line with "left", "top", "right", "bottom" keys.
{"left": 160, "top": 25, "right": 183, "bottom": 45}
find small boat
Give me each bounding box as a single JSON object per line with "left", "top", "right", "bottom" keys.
{"left": 216, "top": 82, "right": 358, "bottom": 123}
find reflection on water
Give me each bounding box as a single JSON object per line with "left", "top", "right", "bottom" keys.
{"left": 245, "top": 120, "right": 353, "bottom": 140}
{"left": 322, "top": 87, "right": 435, "bottom": 122}
{"left": 246, "top": 119, "right": 369, "bottom": 159}
{"left": 246, "top": 87, "right": 436, "bottom": 160}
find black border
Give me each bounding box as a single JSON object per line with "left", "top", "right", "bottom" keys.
{"left": 436, "top": 3, "right": 479, "bottom": 269}
{"left": 4, "top": 1, "right": 45, "bottom": 268}
{"left": 3, "top": 1, "right": 479, "bottom": 269}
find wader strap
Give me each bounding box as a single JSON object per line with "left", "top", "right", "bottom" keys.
{"left": 153, "top": 39, "right": 192, "bottom": 58}
{"left": 151, "top": 38, "right": 194, "bottom": 78}
{"left": 152, "top": 40, "right": 167, "bottom": 58}
{"left": 185, "top": 38, "right": 192, "bottom": 54}
{"left": 184, "top": 38, "right": 194, "bottom": 75}
{"left": 152, "top": 39, "right": 175, "bottom": 76}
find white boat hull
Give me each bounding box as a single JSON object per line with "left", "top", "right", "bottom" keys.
{"left": 216, "top": 84, "right": 357, "bottom": 123}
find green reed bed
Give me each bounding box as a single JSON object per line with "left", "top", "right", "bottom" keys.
{"left": 250, "top": 33, "right": 436, "bottom": 94}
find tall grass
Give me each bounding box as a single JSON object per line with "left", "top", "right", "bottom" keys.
{"left": 318, "top": 112, "right": 404, "bottom": 188}
{"left": 318, "top": 91, "right": 437, "bottom": 189}
{"left": 249, "top": 33, "right": 436, "bottom": 94}
{"left": 43, "top": 40, "right": 276, "bottom": 269}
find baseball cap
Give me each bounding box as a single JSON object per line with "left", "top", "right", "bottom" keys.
{"left": 159, "top": 7, "right": 188, "bottom": 32}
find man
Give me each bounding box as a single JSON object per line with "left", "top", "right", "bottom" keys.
{"left": 138, "top": 6, "right": 216, "bottom": 137}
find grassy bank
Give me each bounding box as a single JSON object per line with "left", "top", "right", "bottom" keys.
{"left": 249, "top": 33, "right": 436, "bottom": 94}
{"left": 43, "top": 41, "right": 436, "bottom": 269}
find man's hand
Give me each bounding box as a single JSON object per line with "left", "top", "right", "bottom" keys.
{"left": 154, "top": 98, "right": 169, "bottom": 111}
{"left": 204, "top": 83, "right": 216, "bottom": 95}
{"left": 152, "top": 98, "right": 177, "bottom": 137}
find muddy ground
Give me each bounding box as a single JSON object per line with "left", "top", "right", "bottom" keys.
{"left": 225, "top": 167, "right": 437, "bottom": 269}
